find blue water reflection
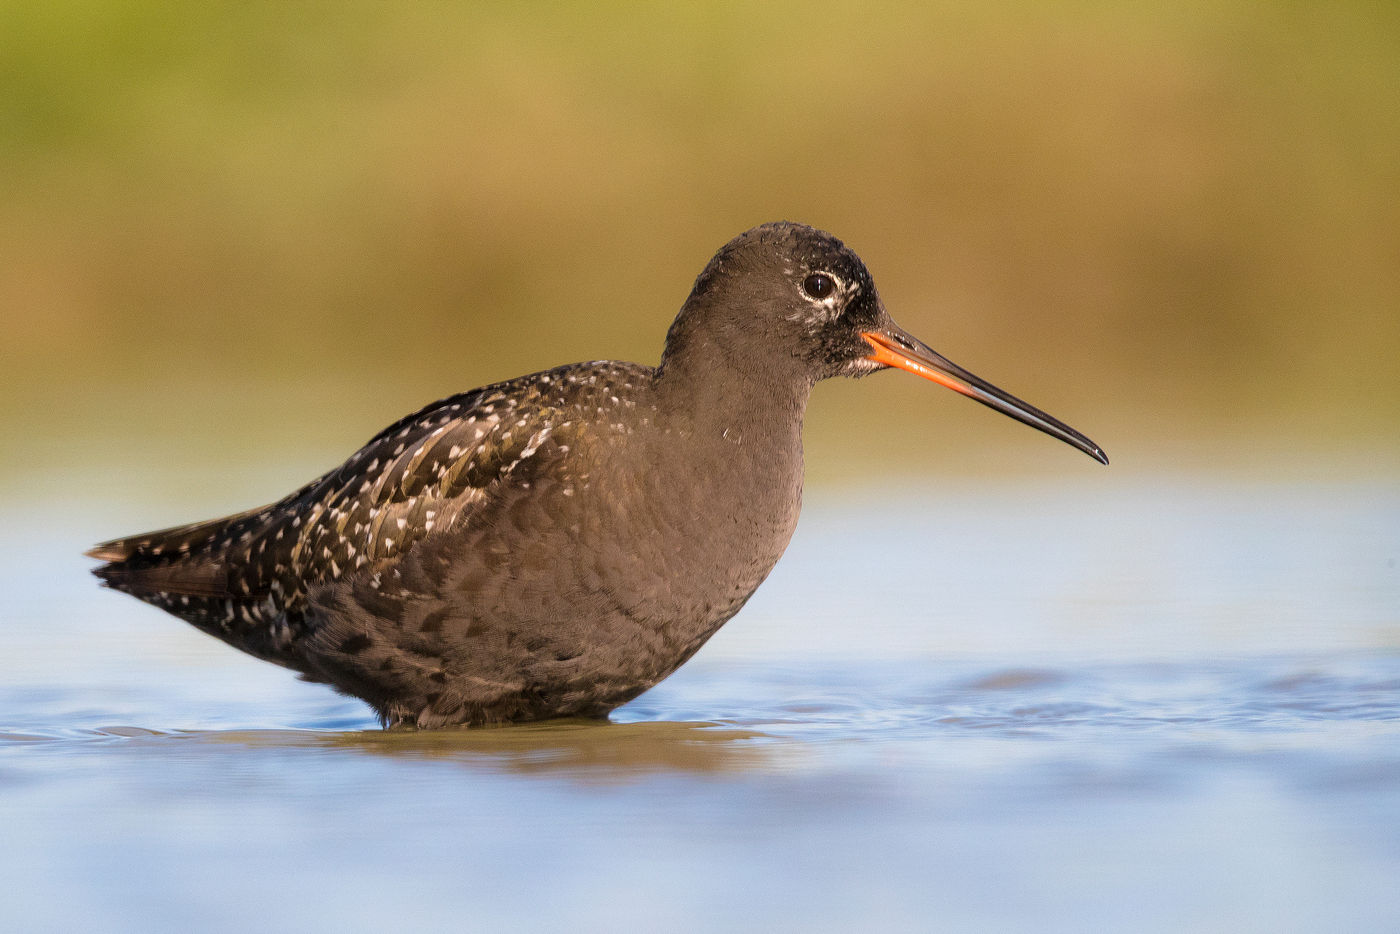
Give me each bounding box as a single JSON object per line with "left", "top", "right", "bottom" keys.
{"left": 1, "top": 476, "right": 1397, "bottom": 931}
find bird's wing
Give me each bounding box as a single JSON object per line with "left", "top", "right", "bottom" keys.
{"left": 285, "top": 379, "right": 576, "bottom": 586}
{"left": 87, "top": 369, "right": 591, "bottom": 609}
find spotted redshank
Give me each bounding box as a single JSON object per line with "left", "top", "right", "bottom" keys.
{"left": 89, "top": 222, "right": 1107, "bottom": 727}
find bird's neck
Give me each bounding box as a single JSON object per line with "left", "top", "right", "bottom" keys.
{"left": 654, "top": 341, "right": 814, "bottom": 447}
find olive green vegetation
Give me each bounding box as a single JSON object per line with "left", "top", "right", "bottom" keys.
{"left": 3, "top": 2, "right": 1397, "bottom": 495}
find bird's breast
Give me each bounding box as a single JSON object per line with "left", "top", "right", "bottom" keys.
{"left": 579, "top": 415, "right": 805, "bottom": 636}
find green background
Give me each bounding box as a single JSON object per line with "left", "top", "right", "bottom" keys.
{"left": 4, "top": 2, "right": 1397, "bottom": 506}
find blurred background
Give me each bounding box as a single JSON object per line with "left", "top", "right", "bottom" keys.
{"left": 3, "top": 5, "right": 1398, "bottom": 932}
{"left": 4, "top": 1, "right": 1397, "bottom": 510}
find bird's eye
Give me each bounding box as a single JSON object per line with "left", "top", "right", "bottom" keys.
{"left": 802, "top": 272, "right": 836, "bottom": 300}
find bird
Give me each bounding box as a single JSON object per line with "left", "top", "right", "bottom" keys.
{"left": 88, "top": 222, "right": 1107, "bottom": 729}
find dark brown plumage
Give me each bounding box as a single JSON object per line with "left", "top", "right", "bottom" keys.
{"left": 89, "top": 222, "right": 1107, "bottom": 728}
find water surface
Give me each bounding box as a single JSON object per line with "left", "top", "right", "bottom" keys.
{"left": 2, "top": 476, "right": 1397, "bottom": 932}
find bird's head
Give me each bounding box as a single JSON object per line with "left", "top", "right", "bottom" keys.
{"left": 662, "top": 222, "right": 1108, "bottom": 464}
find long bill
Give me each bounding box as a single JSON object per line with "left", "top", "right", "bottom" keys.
{"left": 862, "top": 328, "right": 1109, "bottom": 465}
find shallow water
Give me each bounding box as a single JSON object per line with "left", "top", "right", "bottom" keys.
{"left": 2, "top": 475, "right": 1398, "bottom": 932}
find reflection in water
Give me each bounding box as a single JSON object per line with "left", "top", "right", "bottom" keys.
{"left": 0, "top": 719, "right": 789, "bottom": 780}
{"left": 189, "top": 719, "right": 784, "bottom": 779}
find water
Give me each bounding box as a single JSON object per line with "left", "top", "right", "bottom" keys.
{"left": 2, "top": 475, "right": 1398, "bottom": 932}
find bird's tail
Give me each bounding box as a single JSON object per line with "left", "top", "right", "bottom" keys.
{"left": 87, "top": 508, "right": 270, "bottom": 598}
{"left": 87, "top": 504, "right": 312, "bottom": 668}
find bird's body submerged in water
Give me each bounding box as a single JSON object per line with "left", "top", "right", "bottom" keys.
{"left": 89, "top": 222, "right": 1107, "bottom": 728}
